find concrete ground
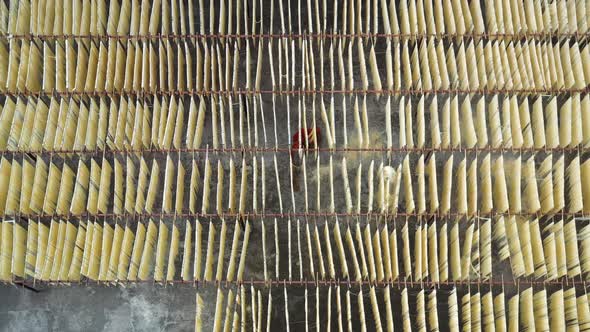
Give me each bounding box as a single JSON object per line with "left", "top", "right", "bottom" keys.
{"left": 0, "top": 284, "right": 196, "bottom": 331}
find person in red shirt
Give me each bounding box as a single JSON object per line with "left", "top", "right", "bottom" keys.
{"left": 290, "top": 127, "right": 321, "bottom": 191}
{"left": 291, "top": 127, "right": 321, "bottom": 164}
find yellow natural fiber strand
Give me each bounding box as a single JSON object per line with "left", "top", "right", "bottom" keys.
{"left": 553, "top": 220, "right": 568, "bottom": 278}
{"left": 87, "top": 221, "right": 102, "bottom": 280}
{"left": 462, "top": 293, "right": 471, "bottom": 332}
{"left": 488, "top": 95, "right": 502, "bottom": 148}
{"left": 520, "top": 288, "right": 536, "bottom": 332}
{"left": 12, "top": 222, "right": 27, "bottom": 278}
{"left": 533, "top": 290, "right": 550, "bottom": 332}
{"left": 238, "top": 158, "right": 248, "bottom": 216}
{"left": 449, "top": 96, "right": 461, "bottom": 147}
{"left": 430, "top": 96, "right": 441, "bottom": 149}
{"left": 77, "top": 221, "right": 92, "bottom": 279}
{"left": 559, "top": 97, "right": 573, "bottom": 148}
{"left": 402, "top": 220, "right": 412, "bottom": 279}
{"left": 113, "top": 158, "right": 124, "bottom": 214}
{"left": 494, "top": 292, "right": 506, "bottom": 332}
{"left": 467, "top": 158, "right": 478, "bottom": 216}
{"left": 214, "top": 220, "right": 227, "bottom": 282}
{"left": 369, "top": 43, "right": 382, "bottom": 95}
{"left": 482, "top": 292, "right": 494, "bottom": 332}
{"left": 519, "top": 98, "right": 533, "bottom": 148}
{"left": 221, "top": 289, "right": 235, "bottom": 332}
{"left": 162, "top": 155, "right": 176, "bottom": 214}
{"left": 384, "top": 286, "right": 393, "bottom": 332}
{"left": 416, "top": 155, "right": 426, "bottom": 214}
{"left": 203, "top": 221, "right": 216, "bottom": 282}
{"left": 441, "top": 155, "right": 453, "bottom": 215}
{"left": 480, "top": 219, "right": 492, "bottom": 279}
{"left": 103, "top": 223, "right": 122, "bottom": 281}
{"left": 577, "top": 292, "right": 590, "bottom": 331}
{"left": 390, "top": 226, "right": 399, "bottom": 281}
{"left": 401, "top": 287, "right": 412, "bottom": 332}
{"left": 426, "top": 154, "right": 439, "bottom": 213}
{"left": 493, "top": 156, "right": 509, "bottom": 213}
{"left": 334, "top": 221, "right": 348, "bottom": 278}
{"left": 567, "top": 156, "right": 583, "bottom": 213}
{"left": 47, "top": 224, "right": 65, "bottom": 281}
{"left": 566, "top": 288, "right": 578, "bottom": 332}
{"left": 415, "top": 223, "right": 423, "bottom": 281}
{"left": 461, "top": 223, "right": 474, "bottom": 280}
{"left": 461, "top": 95, "right": 477, "bottom": 148}
{"left": 193, "top": 220, "right": 203, "bottom": 281}
{"left": 550, "top": 289, "right": 565, "bottom": 331}
{"left": 18, "top": 100, "right": 36, "bottom": 152}
{"left": 30, "top": 100, "right": 48, "bottom": 152}
{"left": 480, "top": 154, "right": 493, "bottom": 214}
{"left": 322, "top": 227, "right": 334, "bottom": 291}
{"left": 189, "top": 159, "right": 201, "bottom": 214}
{"left": 153, "top": 221, "right": 169, "bottom": 282}
{"left": 523, "top": 156, "right": 540, "bottom": 213}
{"left": 543, "top": 222, "right": 558, "bottom": 281}
{"left": 428, "top": 221, "right": 439, "bottom": 282}
{"left": 507, "top": 96, "right": 523, "bottom": 148}
{"left": 144, "top": 159, "right": 160, "bottom": 214}
{"left": 380, "top": 224, "right": 392, "bottom": 280}
{"left": 449, "top": 288, "right": 459, "bottom": 332}
{"left": 571, "top": 93, "right": 583, "bottom": 147}
{"left": 138, "top": 220, "right": 157, "bottom": 281}
{"left": 116, "top": 225, "right": 134, "bottom": 280}
{"left": 4, "top": 160, "right": 21, "bottom": 216}
{"left": 369, "top": 286, "right": 382, "bottom": 332}
{"left": 97, "top": 158, "right": 112, "bottom": 214}
{"left": 508, "top": 293, "right": 519, "bottom": 332}
{"left": 507, "top": 156, "right": 522, "bottom": 213}
{"left": 564, "top": 220, "right": 581, "bottom": 277}
{"left": 439, "top": 222, "right": 448, "bottom": 282}
{"left": 342, "top": 157, "right": 353, "bottom": 213}
{"left": 402, "top": 155, "right": 414, "bottom": 213}
{"left": 344, "top": 226, "right": 361, "bottom": 281}
{"left": 539, "top": 155, "right": 555, "bottom": 214}
{"left": 470, "top": 225, "right": 480, "bottom": 278}
{"left": 86, "top": 159, "right": 101, "bottom": 215}
{"left": 404, "top": 98, "right": 414, "bottom": 148}
{"left": 530, "top": 218, "right": 547, "bottom": 278}
{"left": 450, "top": 221, "right": 461, "bottom": 281}
{"left": 25, "top": 220, "right": 38, "bottom": 278}
{"left": 0, "top": 221, "right": 13, "bottom": 281}
{"left": 6, "top": 98, "right": 24, "bottom": 151}
{"left": 42, "top": 162, "right": 61, "bottom": 215}
{"left": 399, "top": 96, "right": 407, "bottom": 148}
{"left": 506, "top": 216, "right": 525, "bottom": 277}
{"left": 553, "top": 155, "right": 565, "bottom": 213}
{"left": 122, "top": 157, "right": 136, "bottom": 214}
{"left": 580, "top": 160, "right": 590, "bottom": 213}
{"left": 181, "top": 220, "right": 192, "bottom": 281}
{"left": 471, "top": 96, "right": 487, "bottom": 149}
{"left": 583, "top": 95, "right": 590, "bottom": 148}
{"left": 416, "top": 96, "right": 425, "bottom": 148}
{"left": 532, "top": 97, "right": 546, "bottom": 148}
{"left": 416, "top": 289, "right": 427, "bottom": 331}
{"left": 232, "top": 220, "right": 251, "bottom": 283}
{"left": 471, "top": 292, "right": 482, "bottom": 332}
{"left": 176, "top": 161, "right": 185, "bottom": 214}
{"left": 0, "top": 99, "right": 15, "bottom": 150}
{"left": 545, "top": 97, "right": 559, "bottom": 148}
{"left": 455, "top": 157, "right": 467, "bottom": 216}
{"left": 98, "top": 222, "right": 114, "bottom": 281}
